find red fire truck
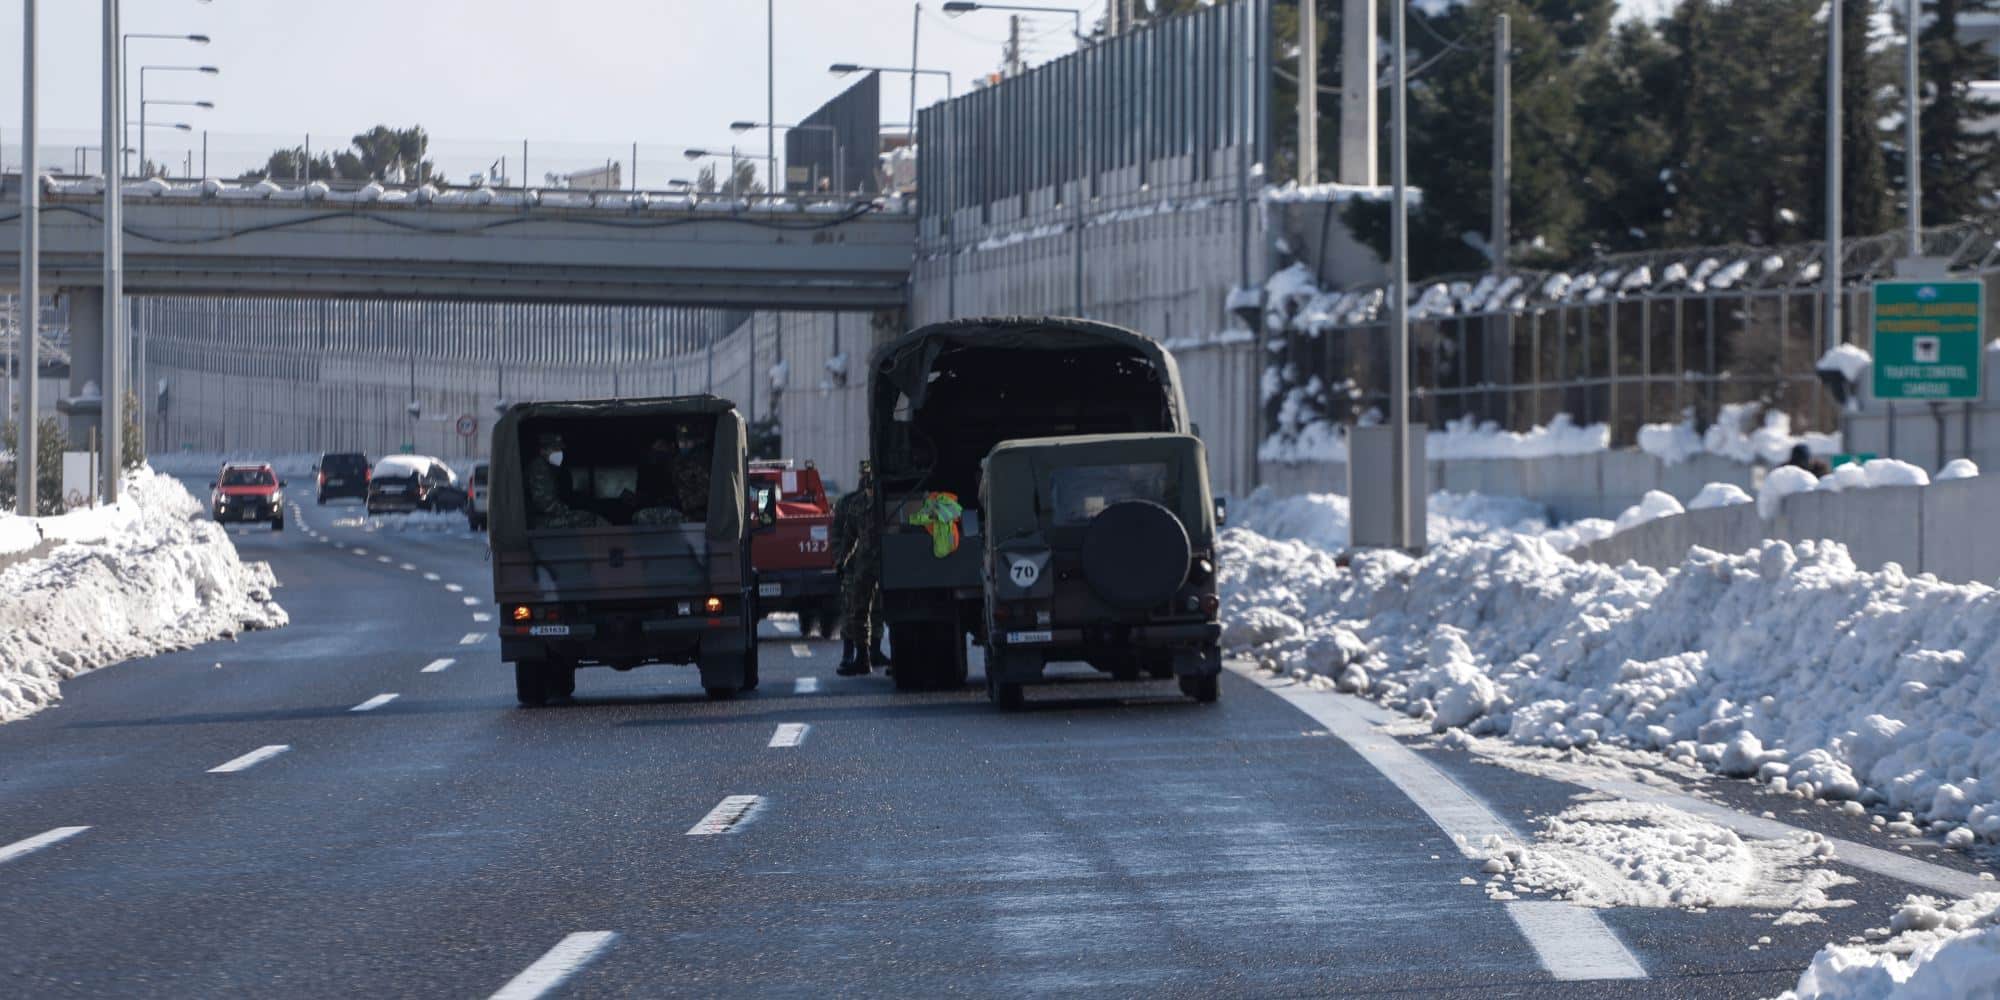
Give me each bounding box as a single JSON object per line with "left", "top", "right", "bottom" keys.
{"left": 747, "top": 460, "right": 842, "bottom": 637}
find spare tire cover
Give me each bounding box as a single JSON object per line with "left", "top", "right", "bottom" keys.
{"left": 1080, "top": 500, "right": 1191, "bottom": 610}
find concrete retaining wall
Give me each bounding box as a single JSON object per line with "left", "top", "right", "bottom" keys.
{"left": 1258, "top": 451, "right": 1760, "bottom": 522}
{"left": 1575, "top": 474, "right": 2000, "bottom": 585}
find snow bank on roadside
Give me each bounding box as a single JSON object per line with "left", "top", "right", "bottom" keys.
{"left": 1261, "top": 413, "right": 1610, "bottom": 465}
{"left": 1220, "top": 524, "right": 2000, "bottom": 848}
{"left": 1777, "top": 893, "right": 2000, "bottom": 999}
{"left": 329, "top": 510, "right": 473, "bottom": 536}
{"left": 1232, "top": 487, "right": 1548, "bottom": 552}
{"left": 0, "top": 470, "right": 288, "bottom": 723}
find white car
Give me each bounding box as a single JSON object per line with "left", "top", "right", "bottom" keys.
{"left": 466, "top": 460, "right": 490, "bottom": 531}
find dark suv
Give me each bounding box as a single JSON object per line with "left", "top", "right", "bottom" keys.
{"left": 316, "top": 452, "right": 370, "bottom": 504}
{"left": 366, "top": 455, "right": 465, "bottom": 514}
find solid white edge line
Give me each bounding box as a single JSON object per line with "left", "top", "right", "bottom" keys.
{"left": 1232, "top": 664, "right": 1647, "bottom": 982}
{"left": 686, "top": 795, "right": 763, "bottom": 835}
{"left": 769, "top": 723, "right": 809, "bottom": 748}
{"left": 0, "top": 826, "right": 90, "bottom": 865}
{"left": 208, "top": 744, "right": 291, "bottom": 774}
{"left": 793, "top": 677, "right": 819, "bottom": 694}
{"left": 421, "top": 658, "right": 455, "bottom": 673}
{"left": 487, "top": 931, "right": 619, "bottom": 1000}
{"left": 350, "top": 693, "right": 399, "bottom": 713}
{"left": 459, "top": 633, "right": 485, "bottom": 645}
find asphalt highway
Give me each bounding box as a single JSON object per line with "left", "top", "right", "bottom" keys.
{"left": 0, "top": 491, "right": 1992, "bottom": 998}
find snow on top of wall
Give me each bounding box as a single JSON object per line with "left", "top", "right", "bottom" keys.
{"left": 1937, "top": 459, "right": 1980, "bottom": 482}
{"left": 1612, "top": 489, "right": 1685, "bottom": 532}
{"left": 1260, "top": 413, "right": 1610, "bottom": 466}
{"left": 1262, "top": 180, "right": 1403, "bottom": 205}
{"left": 1687, "top": 482, "right": 1754, "bottom": 510}
{"left": 1759, "top": 465, "right": 1821, "bottom": 518}
{"left": 1639, "top": 404, "right": 1841, "bottom": 467}
{"left": 1818, "top": 343, "right": 1874, "bottom": 383}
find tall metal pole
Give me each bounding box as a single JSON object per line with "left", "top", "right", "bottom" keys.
{"left": 768, "top": 0, "right": 778, "bottom": 193}
{"left": 1298, "top": 0, "right": 1317, "bottom": 184}
{"left": 102, "top": 0, "right": 125, "bottom": 503}
{"left": 1072, "top": 23, "right": 1086, "bottom": 316}
{"left": 137, "top": 67, "right": 146, "bottom": 178}
{"left": 910, "top": 5, "right": 922, "bottom": 153}
{"left": 17, "top": 0, "right": 39, "bottom": 515}
{"left": 1339, "top": 0, "right": 1377, "bottom": 184}
{"left": 945, "top": 74, "right": 957, "bottom": 318}
{"left": 1826, "top": 0, "right": 1843, "bottom": 351}
{"left": 1390, "top": 0, "right": 1410, "bottom": 549}
{"left": 1492, "top": 13, "right": 1510, "bottom": 274}
{"left": 1905, "top": 0, "right": 1921, "bottom": 252}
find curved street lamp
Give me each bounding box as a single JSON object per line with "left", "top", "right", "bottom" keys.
{"left": 138, "top": 65, "right": 218, "bottom": 178}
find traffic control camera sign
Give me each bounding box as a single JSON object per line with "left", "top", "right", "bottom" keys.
{"left": 1872, "top": 279, "right": 1984, "bottom": 401}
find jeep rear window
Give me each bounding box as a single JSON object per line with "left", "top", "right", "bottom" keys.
{"left": 1049, "top": 462, "right": 1169, "bottom": 525}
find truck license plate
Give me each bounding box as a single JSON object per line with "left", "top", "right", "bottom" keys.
{"left": 759, "top": 582, "right": 783, "bottom": 597}
{"left": 528, "top": 625, "right": 571, "bottom": 637}
{"left": 1006, "top": 630, "right": 1052, "bottom": 645}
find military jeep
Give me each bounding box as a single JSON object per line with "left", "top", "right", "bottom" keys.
{"left": 487, "top": 395, "right": 765, "bottom": 705}
{"left": 979, "top": 432, "right": 1222, "bottom": 709}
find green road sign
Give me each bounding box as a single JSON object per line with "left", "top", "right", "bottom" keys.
{"left": 1872, "top": 279, "right": 1984, "bottom": 401}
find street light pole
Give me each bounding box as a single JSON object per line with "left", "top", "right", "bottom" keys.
{"left": 832, "top": 63, "right": 954, "bottom": 314}
{"left": 102, "top": 0, "right": 124, "bottom": 503}
{"left": 17, "top": 0, "right": 39, "bottom": 515}
{"left": 138, "top": 65, "right": 216, "bottom": 181}
{"left": 1826, "top": 0, "right": 1843, "bottom": 352}
{"left": 768, "top": 0, "right": 778, "bottom": 193}
{"left": 1905, "top": 0, "right": 1921, "bottom": 253}
{"left": 1390, "top": 0, "right": 1411, "bottom": 550}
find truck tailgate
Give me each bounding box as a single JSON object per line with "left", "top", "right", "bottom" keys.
{"left": 495, "top": 525, "right": 737, "bottom": 602}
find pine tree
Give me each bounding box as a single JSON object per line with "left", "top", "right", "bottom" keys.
{"left": 1917, "top": 0, "right": 2000, "bottom": 223}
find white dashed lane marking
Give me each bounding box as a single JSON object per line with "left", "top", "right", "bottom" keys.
{"left": 472, "top": 613, "right": 493, "bottom": 622}
{"left": 487, "top": 931, "right": 619, "bottom": 1000}
{"left": 421, "top": 658, "right": 455, "bottom": 673}
{"left": 686, "top": 795, "right": 762, "bottom": 835}
{"left": 400, "top": 563, "right": 416, "bottom": 571}
{"left": 459, "top": 633, "right": 486, "bottom": 646}
{"left": 0, "top": 826, "right": 90, "bottom": 866}
{"left": 793, "top": 677, "right": 819, "bottom": 695}
{"left": 208, "top": 745, "right": 291, "bottom": 774}
{"left": 769, "top": 723, "right": 809, "bottom": 748}
{"left": 462, "top": 596, "right": 480, "bottom": 606}
{"left": 423, "top": 572, "right": 441, "bottom": 582}
{"left": 350, "top": 693, "right": 399, "bottom": 713}
{"left": 376, "top": 555, "right": 391, "bottom": 564}
{"left": 445, "top": 584, "right": 464, "bottom": 593}
{"left": 789, "top": 643, "right": 812, "bottom": 658}
{"left": 351, "top": 548, "right": 370, "bottom": 557}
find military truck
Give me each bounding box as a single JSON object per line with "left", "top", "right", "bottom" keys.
{"left": 980, "top": 433, "right": 1222, "bottom": 708}
{"left": 487, "top": 395, "right": 766, "bottom": 705}
{"left": 867, "top": 318, "right": 1193, "bottom": 690}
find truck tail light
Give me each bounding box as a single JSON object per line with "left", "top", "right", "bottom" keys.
{"left": 704, "top": 596, "right": 724, "bottom": 615}
{"left": 510, "top": 605, "right": 532, "bottom": 622}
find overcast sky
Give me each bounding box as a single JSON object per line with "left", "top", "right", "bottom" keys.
{"left": 1, "top": 1, "right": 1101, "bottom": 185}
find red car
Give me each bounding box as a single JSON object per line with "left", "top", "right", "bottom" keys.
{"left": 210, "top": 463, "right": 287, "bottom": 531}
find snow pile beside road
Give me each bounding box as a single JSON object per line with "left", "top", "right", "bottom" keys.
{"left": 331, "top": 511, "right": 473, "bottom": 535}
{"left": 1778, "top": 893, "right": 2000, "bottom": 999}
{"left": 1688, "top": 482, "right": 1755, "bottom": 510}
{"left": 1261, "top": 413, "right": 1609, "bottom": 464}
{"left": 0, "top": 470, "right": 288, "bottom": 723}
{"left": 1219, "top": 525, "right": 2000, "bottom": 845}
{"left": 1232, "top": 487, "right": 1548, "bottom": 552}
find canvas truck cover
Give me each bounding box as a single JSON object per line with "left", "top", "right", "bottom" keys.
{"left": 868, "top": 317, "right": 1190, "bottom": 436}
{"left": 488, "top": 395, "right": 748, "bottom": 552}
{"left": 981, "top": 433, "right": 1214, "bottom": 546}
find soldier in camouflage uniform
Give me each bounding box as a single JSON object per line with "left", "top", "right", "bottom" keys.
{"left": 831, "top": 460, "right": 888, "bottom": 675}
{"left": 526, "top": 431, "right": 607, "bottom": 529}
{"left": 628, "top": 437, "right": 686, "bottom": 527}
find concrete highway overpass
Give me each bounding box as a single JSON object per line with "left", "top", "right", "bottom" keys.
{"left": 0, "top": 176, "right": 916, "bottom": 310}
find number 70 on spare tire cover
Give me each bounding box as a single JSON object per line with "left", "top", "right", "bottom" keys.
{"left": 999, "top": 547, "right": 1052, "bottom": 597}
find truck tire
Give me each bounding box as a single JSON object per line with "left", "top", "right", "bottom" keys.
{"left": 515, "top": 660, "right": 549, "bottom": 707}
{"left": 547, "top": 663, "right": 576, "bottom": 699}
{"left": 987, "top": 673, "right": 1025, "bottom": 710}
{"left": 1081, "top": 500, "right": 1190, "bottom": 610}
{"left": 1179, "top": 672, "right": 1220, "bottom": 703}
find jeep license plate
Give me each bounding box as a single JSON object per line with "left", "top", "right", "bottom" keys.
{"left": 759, "top": 582, "right": 783, "bottom": 597}
{"left": 1006, "top": 630, "right": 1052, "bottom": 645}
{"left": 528, "top": 625, "right": 571, "bottom": 637}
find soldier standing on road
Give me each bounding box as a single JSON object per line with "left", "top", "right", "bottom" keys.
{"left": 526, "top": 432, "right": 607, "bottom": 529}
{"left": 831, "top": 460, "right": 889, "bottom": 675}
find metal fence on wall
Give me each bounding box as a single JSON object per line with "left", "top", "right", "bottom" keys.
{"left": 1266, "top": 217, "right": 2000, "bottom": 445}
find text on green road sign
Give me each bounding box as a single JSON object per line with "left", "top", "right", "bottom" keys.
{"left": 1872, "top": 279, "right": 1985, "bottom": 401}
